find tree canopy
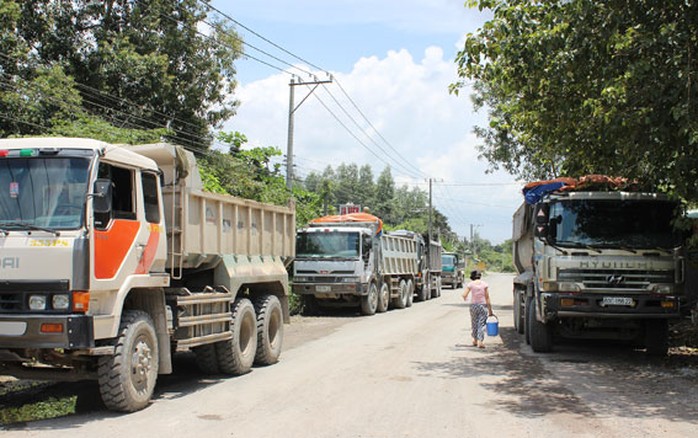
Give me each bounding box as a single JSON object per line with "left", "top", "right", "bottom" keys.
{"left": 0, "top": 0, "right": 241, "bottom": 149}
{"left": 453, "top": 0, "right": 698, "bottom": 201}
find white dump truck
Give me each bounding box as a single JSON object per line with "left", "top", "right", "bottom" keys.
{"left": 0, "top": 137, "right": 295, "bottom": 411}
{"left": 390, "top": 230, "right": 443, "bottom": 301}
{"left": 512, "top": 176, "right": 684, "bottom": 355}
{"left": 293, "top": 213, "right": 419, "bottom": 315}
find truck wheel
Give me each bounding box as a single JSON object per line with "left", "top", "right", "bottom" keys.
{"left": 377, "top": 283, "right": 390, "bottom": 313}
{"left": 432, "top": 278, "right": 442, "bottom": 298}
{"left": 524, "top": 296, "right": 531, "bottom": 344}
{"left": 254, "top": 295, "right": 284, "bottom": 366}
{"left": 645, "top": 319, "right": 669, "bottom": 356}
{"left": 193, "top": 344, "right": 220, "bottom": 374}
{"left": 527, "top": 298, "right": 553, "bottom": 353}
{"left": 98, "top": 310, "right": 159, "bottom": 412}
{"left": 419, "top": 281, "right": 430, "bottom": 301}
{"left": 361, "top": 282, "right": 378, "bottom": 316}
{"left": 393, "top": 280, "right": 408, "bottom": 309}
{"left": 406, "top": 280, "right": 414, "bottom": 307}
{"left": 513, "top": 290, "right": 525, "bottom": 335}
{"left": 216, "top": 298, "right": 257, "bottom": 375}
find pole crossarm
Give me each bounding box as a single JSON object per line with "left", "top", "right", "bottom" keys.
{"left": 285, "top": 77, "right": 334, "bottom": 188}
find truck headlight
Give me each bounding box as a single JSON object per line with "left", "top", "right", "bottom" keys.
{"left": 52, "top": 294, "right": 70, "bottom": 310}
{"left": 341, "top": 277, "right": 360, "bottom": 283}
{"left": 28, "top": 295, "right": 47, "bottom": 310}
{"left": 542, "top": 281, "right": 580, "bottom": 292}
{"left": 652, "top": 284, "right": 673, "bottom": 294}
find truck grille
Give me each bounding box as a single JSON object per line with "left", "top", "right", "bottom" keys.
{"left": 0, "top": 281, "right": 70, "bottom": 313}
{"left": 0, "top": 292, "right": 22, "bottom": 311}
{"left": 558, "top": 269, "right": 674, "bottom": 291}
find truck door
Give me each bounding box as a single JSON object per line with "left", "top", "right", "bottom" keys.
{"left": 92, "top": 163, "right": 164, "bottom": 281}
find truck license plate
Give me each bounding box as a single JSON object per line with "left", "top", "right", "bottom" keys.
{"left": 316, "top": 285, "right": 331, "bottom": 292}
{"left": 601, "top": 297, "right": 635, "bottom": 307}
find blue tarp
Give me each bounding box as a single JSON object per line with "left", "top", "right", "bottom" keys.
{"left": 523, "top": 181, "right": 568, "bottom": 204}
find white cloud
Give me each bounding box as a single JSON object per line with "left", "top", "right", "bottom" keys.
{"left": 223, "top": 43, "right": 521, "bottom": 243}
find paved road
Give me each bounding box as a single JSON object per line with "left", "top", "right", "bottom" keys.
{"left": 4, "top": 272, "right": 698, "bottom": 437}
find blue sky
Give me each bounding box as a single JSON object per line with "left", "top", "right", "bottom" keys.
{"left": 210, "top": 1, "right": 522, "bottom": 245}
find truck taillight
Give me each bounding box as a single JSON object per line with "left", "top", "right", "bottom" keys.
{"left": 72, "top": 291, "right": 90, "bottom": 312}
{"left": 0, "top": 150, "right": 8, "bottom": 157}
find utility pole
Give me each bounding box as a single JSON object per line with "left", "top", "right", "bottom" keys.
{"left": 470, "top": 223, "right": 482, "bottom": 258}
{"left": 286, "top": 76, "right": 333, "bottom": 189}
{"left": 428, "top": 178, "right": 433, "bottom": 243}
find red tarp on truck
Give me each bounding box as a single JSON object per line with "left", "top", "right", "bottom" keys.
{"left": 522, "top": 175, "right": 638, "bottom": 204}
{"left": 310, "top": 212, "right": 383, "bottom": 234}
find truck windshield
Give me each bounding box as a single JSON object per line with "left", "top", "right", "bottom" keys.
{"left": 296, "top": 231, "right": 361, "bottom": 259}
{"left": 0, "top": 157, "right": 90, "bottom": 230}
{"left": 550, "top": 199, "right": 681, "bottom": 249}
{"left": 442, "top": 254, "right": 456, "bottom": 267}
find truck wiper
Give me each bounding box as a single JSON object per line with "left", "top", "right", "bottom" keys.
{"left": 617, "top": 246, "right": 638, "bottom": 254}
{"left": 546, "top": 240, "right": 569, "bottom": 255}
{"left": 0, "top": 221, "right": 60, "bottom": 236}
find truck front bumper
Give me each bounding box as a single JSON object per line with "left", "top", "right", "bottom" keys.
{"left": 0, "top": 314, "right": 94, "bottom": 349}
{"left": 292, "top": 282, "right": 367, "bottom": 297}
{"left": 542, "top": 293, "right": 681, "bottom": 319}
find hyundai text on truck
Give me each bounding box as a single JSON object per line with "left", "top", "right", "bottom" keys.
{"left": 0, "top": 138, "right": 295, "bottom": 411}
{"left": 512, "top": 176, "right": 684, "bottom": 355}
{"left": 293, "top": 213, "right": 419, "bottom": 315}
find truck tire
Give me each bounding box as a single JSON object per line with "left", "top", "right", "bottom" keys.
{"left": 528, "top": 298, "right": 553, "bottom": 353}
{"left": 513, "top": 290, "right": 525, "bottom": 335}
{"left": 393, "top": 280, "right": 408, "bottom": 309}
{"left": 432, "top": 278, "right": 442, "bottom": 298}
{"left": 361, "top": 282, "right": 378, "bottom": 316}
{"left": 645, "top": 319, "right": 669, "bottom": 356}
{"left": 377, "top": 283, "right": 390, "bottom": 313}
{"left": 406, "top": 280, "right": 414, "bottom": 307}
{"left": 193, "top": 344, "right": 220, "bottom": 374}
{"left": 254, "top": 295, "right": 284, "bottom": 366}
{"left": 216, "top": 298, "right": 257, "bottom": 375}
{"left": 98, "top": 310, "right": 159, "bottom": 412}
{"left": 419, "top": 281, "right": 430, "bottom": 301}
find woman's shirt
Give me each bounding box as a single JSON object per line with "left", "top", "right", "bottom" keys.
{"left": 466, "top": 280, "right": 488, "bottom": 304}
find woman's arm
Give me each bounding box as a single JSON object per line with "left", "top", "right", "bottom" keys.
{"left": 485, "top": 286, "right": 493, "bottom": 315}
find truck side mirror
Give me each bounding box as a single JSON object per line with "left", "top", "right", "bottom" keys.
{"left": 362, "top": 235, "right": 371, "bottom": 262}
{"left": 93, "top": 179, "right": 113, "bottom": 214}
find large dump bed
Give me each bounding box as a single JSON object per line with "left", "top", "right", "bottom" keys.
{"left": 381, "top": 233, "right": 419, "bottom": 276}
{"left": 126, "top": 144, "right": 295, "bottom": 271}
{"left": 512, "top": 202, "right": 533, "bottom": 274}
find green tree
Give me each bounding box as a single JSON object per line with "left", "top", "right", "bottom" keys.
{"left": 1, "top": 0, "right": 241, "bottom": 148}
{"left": 453, "top": 0, "right": 698, "bottom": 201}
{"left": 374, "top": 166, "right": 395, "bottom": 222}
{"left": 357, "top": 165, "right": 376, "bottom": 210}
{"left": 335, "top": 163, "right": 360, "bottom": 206}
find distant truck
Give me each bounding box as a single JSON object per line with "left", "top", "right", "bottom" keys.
{"left": 512, "top": 176, "right": 684, "bottom": 355}
{"left": 293, "top": 213, "right": 419, "bottom": 315}
{"left": 0, "top": 138, "right": 295, "bottom": 411}
{"left": 391, "top": 230, "right": 443, "bottom": 301}
{"left": 441, "top": 252, "right": 464, "bottom": 289}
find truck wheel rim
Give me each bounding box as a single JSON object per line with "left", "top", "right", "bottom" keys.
{"left": 131, "top": 336, "right": 153, "bottom": 391}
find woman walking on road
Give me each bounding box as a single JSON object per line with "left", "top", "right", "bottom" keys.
{"left": 462, "top": 270, "right": 493, "bottom": 348}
